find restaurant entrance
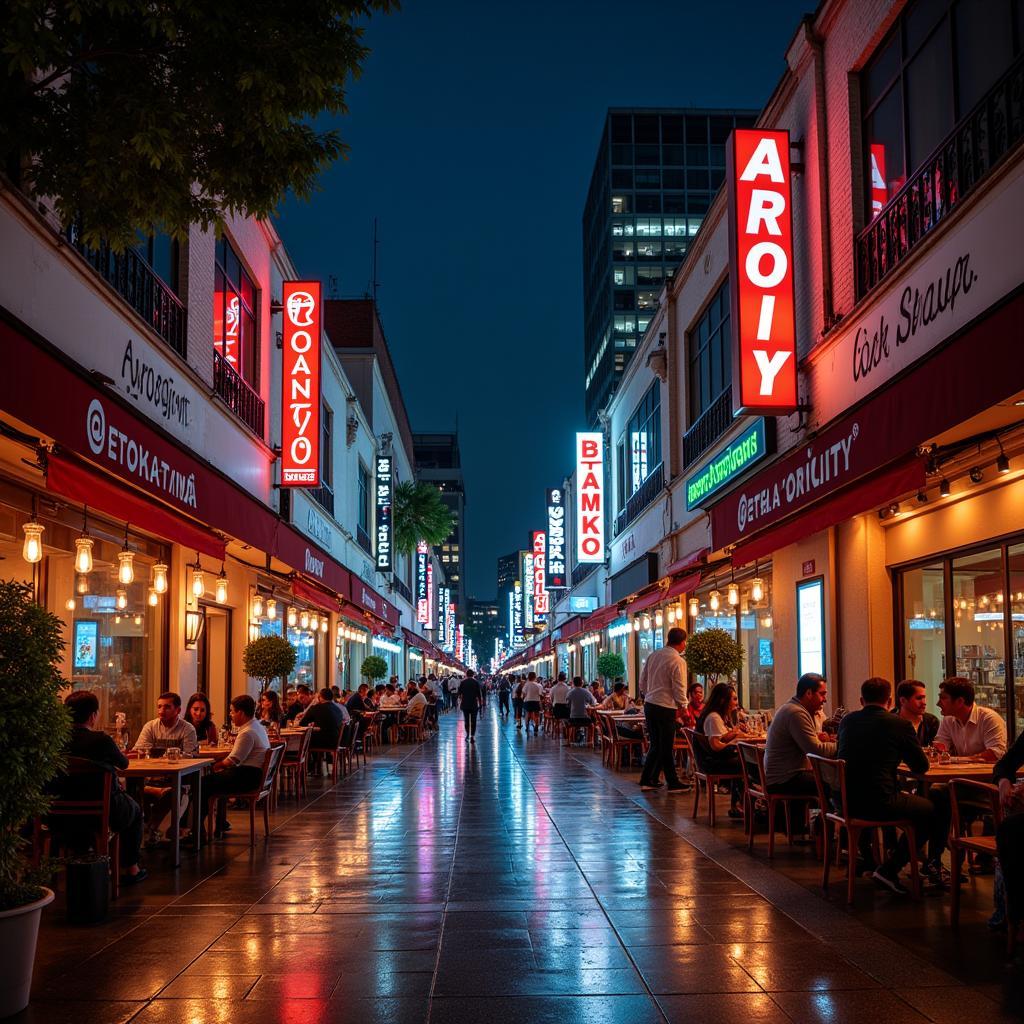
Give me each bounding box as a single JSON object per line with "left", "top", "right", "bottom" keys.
{"left": 197, "top": 603, "right": 232, "bottom": 721}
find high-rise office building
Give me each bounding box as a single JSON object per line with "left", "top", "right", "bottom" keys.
{"left": 496, "top": 551, "right": 519, "bottom": 631}
{"left": 413, "top": 433, "right": 466, "bottom": 617}
{"left": 466, "top": 597, "right": 501, "bottom": 657}
{"left": 582, "top": 108, "right": 758, "bottom": 426}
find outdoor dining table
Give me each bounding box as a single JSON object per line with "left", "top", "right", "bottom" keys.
{"left": 120, "top": 756, "right": 213, "bottom": 867}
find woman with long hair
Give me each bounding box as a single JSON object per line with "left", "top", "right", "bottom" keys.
{"left": 696, "top": 682, "right": 744, "bottom": 818}
{"left": 185, "top": 692, "right": 219, "bottom": 745}
{"left": 258, "top": 689, "right": 284, "bottom": 727}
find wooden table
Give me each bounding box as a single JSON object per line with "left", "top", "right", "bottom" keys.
{"left": 120, "top": 757, "right": 213, "bottom": 867}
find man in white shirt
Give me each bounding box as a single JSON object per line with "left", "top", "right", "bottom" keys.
{"left": 203, "top": 695, "right": 271, "bottom": 838}
{"left": 521, "top": 672, "right": 544, "bottom": 736}
{"left": 935, "top": 677, "right": 1007, "bottom": 762}
{"left": 549, "top": 672, "right": 571, "bottom": 722}
{"left": 405, "top": 686, "right": 428, "bottom": 720}
{"left": 638, "top": 627, "right": 688, "bottom": 793}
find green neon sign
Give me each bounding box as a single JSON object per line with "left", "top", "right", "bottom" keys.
{"left": 685, "top": 419, "right": 768, "bottom": 510}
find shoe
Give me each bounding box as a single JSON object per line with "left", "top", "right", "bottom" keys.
{"left": 122, "top": 867, "right": 148, "bottom": 885}
{"left": 872, "top": 867, "right": 910, "bottom": 895}
{"left": 666, "top": 786, "right": 688, "bottom": 795}
{"left": 639, "top": 783, "right": 662, "bottom": 792}
{"left": 727, "top": 807, "right": 744, "bottom": 819}
{"left": 144, "top": 830, "right": 162, "bottom": 848}
{"left": 923, "top": 860, "right": 951, "bottom": 888}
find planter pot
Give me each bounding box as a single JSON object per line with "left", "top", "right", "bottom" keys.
{"left": 0, "top": 887, "right": 54, "bottom": 1019}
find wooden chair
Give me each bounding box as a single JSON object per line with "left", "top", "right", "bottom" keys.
{"left": 361, "top": 712, "right": 381, "bottom": 757}
{"left": 563, "top": 716, "right": 595, "bottom": 747}
{"left": 684, "top": 729, "right": 743, "bottom": 828}
{"left": 280, "top": 726, "right": 314, "bottom": 799}
{"left": 738, "top": 742, "right": 816, "bottom": 857}
{"left": 44, "top": 756, "right": 121, "bottom": 899}
{"left": 604, "top": 716, "right": 646, "bottom": 771}
{"left": 339, "top": 720, "right": 361, "bottom": 776}
{"left": 808, "top": 753, "right": 921, "bottom": 904}
{"left": 397, "top": 710, "right": 425, "bottom": 743}
{"left": 311, "top": 724, "right": 347, "bottom": 783}
{"left": 949, "top": 779, "right": 1007, "bottom": 940}
{"left": 208, "top": 742, "right": 286, "bottom": 847}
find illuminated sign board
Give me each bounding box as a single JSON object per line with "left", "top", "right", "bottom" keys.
{"left": 374, "top": 454, "right": 393, "bottom": 573}
{"left": 438, "top": 585, "right": 450, "bottom": 646}
{"left": 726, "top": 129, "right": 797, "bottom": 415}
{"left": 797, "top": 577, "right": 825, "bottom": 678}
{"left": 870, "top": 143, "right": 888, "bottom": 217}
{"left": 522, "top": 552, "right": 534, "bottom": 631}
{"left": 569, "top": 595, "right": 598, "bottom": 614}
{"left": 532, "top": 531, "right": 549, "bottom": 619}
{"left": 73, "top": 620, "right": 99, "bottom": 671}
{"left": 415, "top": 540, "right": 429, "bottom": 623}
{"left": 446, "top": 599, "right": 455, "bottom": 652}
{"left": 575, "top": 432, "right": 604, "bottom": 564}
{"left": 685, "top": 418, "right": 770, "bottom": 510}
{"left": 512, "top": 581, "right": 524, "bottom": 648}
{"left": 456, "top": 623, "right": 465, "bottom": 661}
{"left": 426, "top": 559, "right": 434, "bottom": 629}
{"left": 546, "top": 488, "right": 566, "bottom": 588}
{"left": 281, "top": 281, "right": 322, "bottom": 486}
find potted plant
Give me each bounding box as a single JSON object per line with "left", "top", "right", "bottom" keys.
{"left": 360, "top": 654, "right": 388, "bottom": 685}
{"left": 596, "top": 650, "right": 626, "bottom": 687}
{"left": 242, "top": 634, "right": 297, "bottom": 695}
{"left": 684, "top": 627, "right": 744, "bottom": 686}
{"left": 0, "top": 581, "right": 71, "bottom": 1017}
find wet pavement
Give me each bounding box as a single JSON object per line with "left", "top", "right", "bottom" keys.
{"left": 23, "top": 707, "right": 1022, "bottom": 1023}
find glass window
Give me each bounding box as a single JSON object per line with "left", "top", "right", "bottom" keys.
{"left": 636, "top": 240, "right": 662, "bottom": 259}
{"left": 321, "top": 404, "right": 333, "bottom": 488}
{"left": 636, "top": 194, "right": 662, "bottom": 214}
{"left": 213, "top": 237, "right": 258, "bottom": 388}
{"left": 663, "top": 193, "right": 686, "bottom": 214}
{"left": 738, "top": 570, "right": 775, "bottom": 711}
{"left": 687, "top": 279, "right": 731, "bottom": 422}
{"left": 636, "top": 290, "right": 659, "bottom": 310}
{"left": 134, "top": 232, "right": 178, "bottom": 293}
{"left": 901, "top": 564, "right": 946, "bottom": 712}
{"left": 952, "top": 549, "right": 1007, "bottom": 721}
{"left": 663, "top": 217, "right": 688, "bottom": 237}
{"left": 636, "top": 144, "right": 660, "bottom": 165}
{"left": 635, "top": 217, "right": 662, "bottom": 237}
{"left": 1010, "top": 543, "right": 1024, "bottom": 736}
{"left": 635, "top": 170, "right": 661, "bottom": 188}
{"left": 611, "top": 168, "right": 633, "bottom": 188}
{"left": 611, "top": 218, "right": 634, "bottom": 237}
{"left": 904, "top": 20, "right": 953, "bottom": 168}
{"left": 357, "top": 461, "right": 370, "bottom": 533}
{"left": 612, "top": 237, "right": 635, "bottom": 260}
{"left": 613, "top": 265, "right": 636, "bottom": 286}
{"left": 624, "top": 382, "right": 661, "bottom": 499}
{"left": 663, "top": 169, "right": 685, "bottom": 189}
{"left": 956, "top": 0, "right": 1013, "bottom": 112}
{"left": 613, "top": 315, "right": 637, "bottom": 334}
{"left": 611, "top": 195, "right": 631, "bottom": 214}
{"left": 637, "top": 266, "right": 664, "bottom": 285}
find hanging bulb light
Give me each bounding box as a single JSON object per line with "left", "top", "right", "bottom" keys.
{"left": 709, "top": 589, "right": 721, "bottom": 611}
{"left": 76, "top": 573, "right": 89, "bottom": 595}
{"left": 117, "top": 526, "right": 134, "bottom": 585}
{"left": 116, "top": 588, "right": 128, "bottom": 610}
{"left": 689, "top": 596, "right": 700, "bottom": 618}
{"left": 320, "top": 617, "right": 329, "bottom": 633}
{"left": 300, "top": 610, "right": 310, "bottom": 630}
{"left": 266, "top": 598, "right": 277, "bottom": 620}
{"left": 761, "top": 614, "right": 773, "bottom": 628}
{"left": 655, "top": 608, "right": 664, "bottom": 628}
{"left": 751, "top": 577, "right": 764, "bottom": 603}
{"left": 215, "top": 564, "right": 229, "bottom": 604}
{"left": 727, "top": 581, "right": 740, "bottom": 607}
{"left": 287, "top": 606, "right": 297, "bottom": 627}
{"left": 22, "top": 520, "right": 44, "bottom": 564}
{"left": 191, "top": 556, "right": 205, "bottom": 598}
{"left": 633, "top": 618, "right": 640, "bottom": 632}
{"left": 74, "top": 537, "right": 94, "bottom": 575}
{"left": 310, "top": 613, "right": 319, "bottom": 631}
{"left": 148, "top": 587, "right": 159, "bottom": 607}
{"left": 152, "top": 562, "right": 168, "bottom": 594}
{"left": 114, "top": 614, "right": 121, "bottom": 625}
{"left": 641, "top": 613, "right": 651, "bottom": 631}
{"left": 65, "top": 596, "right": 76, "bottom": 612}
{"left": 133, "top": 613, "right": 142, "bottom": 626}
{"left": 252, "top": 593, "right": 264, "bottom": 618}
{"left": 667, "top": 606, "right": 676, "bottom": 624}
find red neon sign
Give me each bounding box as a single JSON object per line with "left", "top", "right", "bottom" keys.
{"left": 281, "top": 281, "right": 321, "bottom": 487}
{"left": 726, "top": 129, "right": 798, "bottom": 415}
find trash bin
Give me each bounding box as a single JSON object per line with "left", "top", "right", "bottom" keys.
{"left": 65, "top": 856, "right": 110, "bottom": 924}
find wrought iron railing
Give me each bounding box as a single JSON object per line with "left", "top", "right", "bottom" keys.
{"left": 571, "top": 561, "right": 598, "bottom": 587}
{"left": 856, "top": 52, "right": 1024, "bottom": 298}
{"left": 65, "top": 224, "right": 186, "bottom": 357}
{"left": 213, "top": 349, "right": 265, "bottom": 438}
{"left": 614, "top": 462, "right": 664, "bottom": 536}
{"left": 307, "top": 482, "right": 334, "bottom": 517}
{"left": 356, "top": 525, "right": 372, "bottom": 554}
{"left": 682, "top": 387, "right": 733, "bottom": 468}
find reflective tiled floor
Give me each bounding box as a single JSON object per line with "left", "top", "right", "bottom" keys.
{"left": 24, "top": 708, "right": 1022, "bottom": 1023}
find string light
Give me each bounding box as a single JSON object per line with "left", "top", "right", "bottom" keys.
{"left": 152, "top": 562, "right": 168, "bottom": 594}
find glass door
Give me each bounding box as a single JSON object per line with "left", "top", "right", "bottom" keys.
{"left": 900, "top": 563, "right": 946, "bottom": 711}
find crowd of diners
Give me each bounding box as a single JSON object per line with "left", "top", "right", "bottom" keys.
{"left": 492, "top": 625, "right": 1024, "bottom": 943}
{"left": 52, "top": 671, "right": 464, "bottom": 888}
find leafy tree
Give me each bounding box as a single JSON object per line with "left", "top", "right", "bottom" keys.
{"left": 393, "top": 480, "right": 453, "bottom": 555}
{"left": 596, "top": 650, "right": 625, "bottom": 683}
{"left": 684, "top": 628, "right": 743, "bottom": 685}
{"left": 0, "top": 581, "right": 70, "bottom": 909}
{"left": 360, "top": 654, "right": 388, "bottom": 682}
{"left": 0, "top": 0, "right": 396, "bottom": 249}
{"left": 242, "top": 634, "right": 296, "bottom": 694}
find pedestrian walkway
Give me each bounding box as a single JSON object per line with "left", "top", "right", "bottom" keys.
{"left": 27, "top": 708, "right": 1020, "bottom": 1023}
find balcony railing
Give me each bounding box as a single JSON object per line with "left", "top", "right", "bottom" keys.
{"left": 307, "top": 481, "right": 334, "bottom": 517}
{"left": 356, "top": 525, "right": 372, "bottom": 555}
{"left": 614, "top": 462, "right": 664, "bottom": 536}
{"left": 571, "top": 561, "right": 598, "bottom": 587}
{"left": 213, "top": 349, "right": 265, "bottom": 438}
{"left": 392, "top": 576, "right": 412, "bottom": 602}
{"left": 856, "top": 52, "right": 1024, "bottom": 299}
{"left": 682, "top": 387, "right": 733, "bottom": 468}
{"left": 65, "top": 224, "right": 187, "bottom": 358}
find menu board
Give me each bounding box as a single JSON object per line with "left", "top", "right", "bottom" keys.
{"left": 73, "top": 620, "right": 99, "bottom": 671}
{"left": 796, "top": 579, "right": 825, "bottom": 678}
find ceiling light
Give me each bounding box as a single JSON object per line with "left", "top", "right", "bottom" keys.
{"left": 997, "top": 451, "right": 1010, "bottom": 474}
{"left": 939, "top": 478, "right": 951, "bottom": 496}
{"left": 74, "top": 535, "right": 94, "bottom": 575}
{"left": 969, "top": 466, "right": 983, "bottom": 484}
{"left": 117, "top": 526, "right": 134, "bottom": 584}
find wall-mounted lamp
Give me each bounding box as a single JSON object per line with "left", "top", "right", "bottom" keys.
{"left": 185, "top": 607, "right": 205, "bottom": 649}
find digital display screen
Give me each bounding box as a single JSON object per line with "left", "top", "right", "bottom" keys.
{"left": 73, "top": 620, "right": 99, "bottom": 672}
{"left": 796, "top": 578, "right": 825, "bottom": 678}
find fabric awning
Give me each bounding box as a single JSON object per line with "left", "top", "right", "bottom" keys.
{"left": 46, "top": 451, "right": 225, "bottom": 558}
{"left": 402, "top": 626, "right": 425, "bottom": 650}
{"left": 731, "top": 457, "right": 925, "bottom": 565}
{"left": 663, "top": 548, "right": 709, "bottom": 577}
{"left": 626, "top": 571, "right": 703, "bottom": 615}
{"left": 581, "top": 602, "right": 622, "bottom": 633}
{"left": 291, "top": 577, "right": 340, "bottom": 615}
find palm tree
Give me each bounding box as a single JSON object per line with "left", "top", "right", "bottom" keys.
{"left": 393, "top": 480, "right": 453, "bottom": 555}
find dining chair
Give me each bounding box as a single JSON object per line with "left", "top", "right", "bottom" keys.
{"left": 684, "top": 728, "right": 743, "bottom": 828}
{"left": 208, "top": 742, "right": 286, "bottom": 847}
{"left": 281, "top": 726, "right": 314, "bottom": 799}
{"left": 738, "top": 741, "right": 816, "bottom": 857}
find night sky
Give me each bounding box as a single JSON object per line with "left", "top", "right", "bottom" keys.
{"left": 276, "top": 0, "right": 811, "bottom": 598}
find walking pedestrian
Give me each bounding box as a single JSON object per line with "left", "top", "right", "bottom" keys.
{"left": 497, "top": 675, "right": 512, "bottom": 718}
{"left": 459, "top": 669, "right": 483, "bottom": 743}
{"left": 513, "top": 675, "right": 525, "bottom": 730}
{"left": 638, "top": 626, "right": 688, "bottom": 794}
{"left": 522, "top": 672, "right": 543, "bottom": 736}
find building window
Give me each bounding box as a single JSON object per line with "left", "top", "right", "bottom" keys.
{"left": 611, "top": 195, "right": 631, "bottom": 214}
{"left": 134, "top": 231, "right": 178, "bottom": 293}
{"left": 621, "top": 382, "right": 661, "bottom": 501}
{"left": 357, "top": 461, "right": 370, "bottom": 535}
{"left": 688, "top": 279, "right": 731, "bottom": 423}
{"left": 321, "top": 404, "right": 333, "bottom": 490}
{"left": 213, "top": 237, "right": 258, "bottom": 388}
{"left": 861, "top": 0, "right": 1022, "bottom": 221}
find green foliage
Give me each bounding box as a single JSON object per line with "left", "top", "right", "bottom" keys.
{"left": 360, "top": 654, "right": 388, "bottom": 681}
{"left": 242, "top": 634, "right": 296, "bottom": 693}
{"left": 0, "top": 581, "right": 70, "bottom": 909}
{"left": 393, "top": 480, "right": 454, "bottom": 555}
{"left": 684, "top": 627, "right": 744, "bottom": 684}
{"left": 596, "top": 650, "right": 625, "bottom": 681}
{"left": 0, "top": 0, "right": 396, "bottom": 250}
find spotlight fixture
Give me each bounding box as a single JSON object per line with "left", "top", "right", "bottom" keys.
{"left": 939, "top": 478, "right": 951, "bottom": 497}
{"left": 997, "top": 443, "right": 1010, "bottom": 474}
{"left": 969, "top": 466, "right": 983, "bottom": 484}
{"left": 878, "top": 503, "right": 900, "bottom": 521}
{"left": 916, "top": 490, "right": 928, "bottom": 504}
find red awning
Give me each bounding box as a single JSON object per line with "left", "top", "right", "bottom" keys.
{"left": 291, "top": 577, "right": 340, "bottom": 615}
{"left": 555, "top": 616, "right": 582, "bottom": 641}
{"left": 663, "top": 548, "right": 709, "bottom": 577}
{"left": 582, "top": 602, "right": 622, "bottom": 632}
{"left": 627, "top": 572, "right": 703, "bottom": 614}
{"left": 46, "top": 451, "right": 225, "bottom": 559}
{"left": 731, "top": 458, "right": 925, "bottom": 565}
{"left": 402, "top": 626, "right": 425, "bottom": 650}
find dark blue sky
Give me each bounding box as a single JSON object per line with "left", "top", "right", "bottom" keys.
{"left": 276, "top": 0, "right": 810, "bottom": 597}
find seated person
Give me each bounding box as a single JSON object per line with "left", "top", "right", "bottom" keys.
{"left": 301, "top": 688, "right": 348, "bottom": 751}
{"left": 935, "top": 677, "right": 1007, "bottom": 762}
{"left": 346, "top": 683, "right": 372, "bottom": 718}
{"left": 405, "top": 685, "right": 428, "bottom": 720}
{"left": 589, "top": 681, "right": 606, "bottom": 702}
{"left": 373, "top": 684, "right": 388, "bottom": 706}
{"left": 204, "top": 695, "right": 271, "bottom": 838}
{"left": 284, "top": 684, "right": 314, "bottom": 723}
{"left": 764, "top": 673, "right": 836, "bottom": 796}
{"left": 257, "top": 690, "right": 284, "bottom": 728}
{"left": 599, "top": 682, "right": 641, "bottom": 739}
{"left": 60, "top": 691, "right": 147, "bottom": 884}
{"left": 380, "top": 683, "right": 403, "bottom": 707}
{"left": 566, "top": 676, "right": 596, "bottom": 740}
{"left": 697, "top": 683, "right": 744, "bottom": 818}
{"left": 994, "top": 729, "right": 1024, "bottom": 944}
{"left": 185, "top": 692, "right": 219, "bottom": 745}
{"left": 676, "top": 683, "right": 704, "bottom": 731}
{"left": 894, "top": 679, "right": 940, "bottom": 747}
{"left": 549, "top": 673, "right": 571, "bottom": 720}
{"left": 837, "top": 677, "right": 950, "bottom": 892}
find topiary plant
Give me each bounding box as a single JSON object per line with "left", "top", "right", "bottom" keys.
{"left": 242, "top": 634, "right": 296, "bottom": 694}
{"left": 596, "top": 650, "right": 625, "bottom": 683}
{"left": 684, "top": 627, "right": 743, "bottom": 685}
{"left": 0, "top": 581, "right": 71, "bottom": 910}
{"left": 360, "top": 654, "right": 388, "bottom": 682}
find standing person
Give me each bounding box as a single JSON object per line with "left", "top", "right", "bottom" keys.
{"left": 513, "top": 676, "right": 526, "bottom": 730}
{"left": 458, "top": 669, "right": 482, "bottom": 743}
{"left": 497, "top": 675, "right": 512, "bottom": 718}
{"left": 894, "top": 680, "right": 940, "bottom": 747}
{"left": 522, "top": 672, "right": 543, "bottom": 736}
{"left": 638, "top": 627, "right": 688, "bottom": 794}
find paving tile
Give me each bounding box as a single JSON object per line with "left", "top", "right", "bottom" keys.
{"left": 429, "top": 995, "right": 665, "bottom": 1024}
{"left": 769, "top": 989, "right": 932, "bottom": 1023}
{"left": 897, "top": 986, "right": 1022, "bottom": 1023}
{"left": 657, "top": 992, "right": 794, "bottom": 1024}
